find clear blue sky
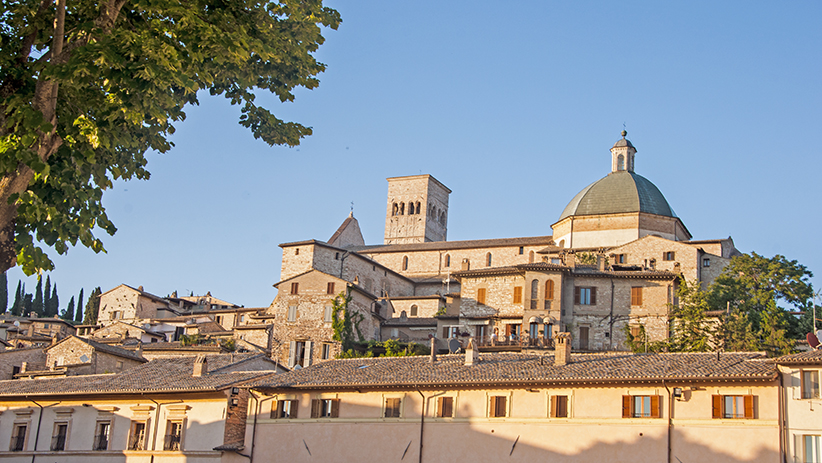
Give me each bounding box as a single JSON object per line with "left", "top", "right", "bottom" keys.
{"left": 8, "top": 0, "right": 822, "bottom": 310}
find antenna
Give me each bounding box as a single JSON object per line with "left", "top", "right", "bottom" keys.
{"left": 350, "top": 201, "right": 354, "bottom": 214}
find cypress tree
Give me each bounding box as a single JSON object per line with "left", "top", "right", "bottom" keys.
{"left": 23, "top": 293, "right": 33, "bottom": 316}
{"left": 0, "top": 272, "right": 7, "bottom": 314}
{"left": 33, "top": 276, "right": 44, "bottom": 316}
{"left": 49, "top": 283, "right": 59, "bottom": 317}
{"left": 62, "top": 296, "right": 75, "bottom": 321}
{"left": 75, "top": 288, "right": 84, "bottom": 323}
{"left": 83, "top": 287, "right": 102, "bottom": 325}
{"left": 43, "top": 275, "right": 51, "bottom": 315}
{"left": 10, "top": 281, "right": 22, "bottom": 316}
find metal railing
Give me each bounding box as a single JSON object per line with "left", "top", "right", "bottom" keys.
{"left": 92, "top": 434, "right": 108, "bottom": 450}
{"left": 163, "top": 434, "right": 181, "bottom": 451}
{"left": 473, "top": 335, "right": 555, "bottom": 349}
{"left": 50, "top": 434, "right": 66, "bottom": 451}
{"left": 10, "top": 434, "right": 25, "bottom": 451}
{"left": 128, "top": 434, "right": 145, "bottom": 451}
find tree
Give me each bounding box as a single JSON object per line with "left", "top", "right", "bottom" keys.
{"left": 10, "top": 280, "right": 22, "bottom": 315}
{"left": 0, "top": 0, "right": 341, "bottom": 275}
{"left": 83, "top": 286, "right": 101, "bottom": 324}
{"left": 61, "top": 295, "right": 74, "bottom": 321}
{"left": 74, "top": 288, "right": 84, "bottom": 323}
{"left": 48, "top": 282, "right": 59, "bottom": 316}
{"left": 331, "top": 291, "right": 364, "bottom": 355}
{"left": 0, "top": 272, "right": 6, "bottom": 313}
{"left": 666, "top": 279, "right": 713, "bottom": 352}
{"left": 32, "top": 276, "right": 43, "bottom": 315}
{"left": 43, "top": 275, "right": 51, "bottom": 315}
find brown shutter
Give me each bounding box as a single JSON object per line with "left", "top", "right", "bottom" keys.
{"left": 574, "top": 287, "right": 581, "bottom": 304}
{"left": 271, "top": 400, "right": 280, "bottom": 419}
{"left": 331, "top": 399, "right": 340, "bottom": 418}
{"left": 291, "top": 400, "right": 298, "bottom": 419}
{"left": 711, "top": 395, "right": 722, "bottom": 419}
{"left": 550, "top": 396, "right": 558, "bottom": 418}
{"left": 636, "top": 287, "right": 642, "bottom": 305}
{"left": 489, "top": 396, "right": 496, "bottom": 417}
{"left": 650, "top": 395, "right": 661, "bottom": 418}
{"left": 311, "top": 399, "right": 320, "bottom": 418}
{"left": 590, "top": 287, "right": 597, "bottom": 305}
{"left": 545, "top": 280, "right": 554, "bottom": 300}
{"left": 743, "top": 395, "right": 754, "bottom": 419}
{"left": 622, "top": 395, "right": 632, "bottom": 418}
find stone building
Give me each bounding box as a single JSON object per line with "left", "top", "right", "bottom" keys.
{"left": 266, "top": 132, "right": 740, "bottom": 358}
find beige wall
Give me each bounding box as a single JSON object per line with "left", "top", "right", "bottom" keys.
{"left": 247, "top": 381, "right": 779, "bottom": 462}
{"left": 99, "top": 286, "right": 170, "bottom": 326}
{"left": 779, "top": 364, "right": 822, "bottom": 462}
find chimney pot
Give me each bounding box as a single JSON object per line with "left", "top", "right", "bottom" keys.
{"left": 20, "top": 362, "right": 27, "bottom": 373}
{"left": 555, "top": 332, "right": 572, "bottom": 366}
{"left": 193, "top": 354, "right": 208, "bottom": 377}
{"left": 461, "top": 259, "right": 470, "bottom": 271}
{"left": 464, "top": 338, "right": 479, "bottom": 366}
{"left": 429, "top": 337, "right": 437, "bottom": 363}
{"left": 138, "top": 285, "right": 144, "bottom": 292}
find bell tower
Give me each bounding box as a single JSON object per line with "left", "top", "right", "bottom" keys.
{"left": 610, "top": 130, "right": 636, "bottom": 173}
{"left": 384, "top": 175, "right": 450, "bottom": 245}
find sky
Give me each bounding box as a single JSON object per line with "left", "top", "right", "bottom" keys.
{"left": 6, "top": 0, "right": 822, "bottom": 311}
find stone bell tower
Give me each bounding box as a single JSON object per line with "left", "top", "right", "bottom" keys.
{"left": 384, "top": 175, "right": 450, "bottom": 245}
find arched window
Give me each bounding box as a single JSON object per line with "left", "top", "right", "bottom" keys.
{"left": 440, "top": 211, "right": 446, "bottom": 225}
{"left": 416, "top": 202, "right": 421, "bottom": 214}
{"left": 530, "top": 279, "right": 539, "bottom": 299}
{"left": 392, "top": 203, "right": 398, "bottom": 216}
{"left": 408, "top": 202, "right": 415, "bottom": 214}
{"left": 399, "top": 203, "right": 405, "bottom": 215}
{"left": 400, "top": 310, "right": 407, "bottom": 321}
{"left": 410, "top": 305, "right": 418, "bottom": 316}
{"left": 529, "top": 250, "right": 535, "bottom": 263}
{"left": 617, "top": 154, "right": 625, "bottom": 171}
{"left": 486, "top": 252, "right": 492, "bottom": 267}
{"left": 545, "top": 280, "right": 554, "bottom": 300}
{"left": 402, "top": 256, "right": 409, "bottom": 271}
{"left": 444, "top": 254, "right": 451, "bottom": 267}
{"left": 559, "top": 239, "right": 565, "bottom": 248}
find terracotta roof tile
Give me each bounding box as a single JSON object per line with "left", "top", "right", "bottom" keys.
{"left": 776, "top": 349, "right": 822, "bottom": 365}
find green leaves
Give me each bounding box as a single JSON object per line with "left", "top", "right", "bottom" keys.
{"left": 0, "top": 0, "right": 341, "bottom": 274}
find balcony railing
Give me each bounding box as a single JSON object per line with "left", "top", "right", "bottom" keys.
{"left": 473, "top": 335, "right": 554, "bottom": 349}
{"left": 164, "top": 434, "right": 181, "bottom": 451}
{"left": 50, "top": 435, "right": 66, "bottom": 451}
{"left": 10, "top": 434, "right": 25, "bottom": 452}
{"left": 128, "top": 434, "right": 145, "bottom": 451}
{"left": 92, "top": 434, "right": 109, "bottom": 451}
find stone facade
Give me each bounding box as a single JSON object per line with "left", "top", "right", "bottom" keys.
{"left": 0, "top": 347, "right": 46, "bottom": 379}
{"left": 98, "top": 284, "right": 173, "bottom": 324}
{"left": 384, "top": 175, "right": 450, "bottom": 244}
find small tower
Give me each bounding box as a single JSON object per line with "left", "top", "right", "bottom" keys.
{"left": 610, "top": 130, "right": 636, "bottom": 173}
{"left": 384, "top": 175, "right": 450, "bottom": 245}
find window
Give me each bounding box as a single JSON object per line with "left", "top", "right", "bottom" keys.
{"left": 311, "top": 399, "right": 340, "bottom": 418}
{"left": 239, "top": 314, "right": 246, "bottom": 323}
{"left": 287, "top": 305, "right": 297, "bottom": 322}
{"left": 631, "top": 287, "right": 643, "bottom": 306}
{"left": 93, "top": 421, "right": 111, "bottom": 450}
{"left": 622, "top": 395, "right": 661, "bottom": 418}
{"left": 630, "top": 325, "right": 643, "bottom": 340}
{"left": 410, "top": 305, "right": 418, "bottom": 316}
{"left": 444, "top": 254, "right": 451, "bottom": 267}
{"left": 326, "top": 282, "right": 335, "bottom": 295}
{"left": 802, "top": 371, "right": 820, "bottom": 399}
{"left": 519, "top": 246, "right": 524, "bottom": 255}
{"left": 295, "top": 248, "right": 299, "bottom": 255}
{"left": 443, "top": 326, "right": 459, "bottom": 338}
{"left": 402, "top": 256, "right": 409, "bottom": 271}
{"left": 335, "top": 252, "right": 340, "bottom": 260}
{"left": 128, "top": 421, "right": 147, "bottom": 450}
{"left": 291, "top": 341, "right": 308, "bottom": 367}
{"left": 384, "top": 398, "right": 402, "bottom": 418}
{"left": 544, "top": 280, "right": 554, "bottom": 300}
{"left": 663, "top": 251, "right": 675, "bottom": 261}
{"left": 550, "top": 395, "right": 569, "bottom": 418}
{"left": 10, "top": 424, "right": 27, "bottom": 451}
{"left": 116, "top": 361, "right": 123, "bottom": 369}
{"left": 437, "top": 397, "right": 454, "bottom": 418}
{"left": 513, "top": 286, "right": 523, "bottom": 304}
{"left": 271, "top": 400, "right": 299, "bottom": 419}
{"left": 164, "top": 421, "right": 183, "bottom": 451}
{"left": 489, "top": 396, "right": 507, "bottom": 418}
{"left": 111, "top": 311, "right": 122, "bottom": 320}
{"left": 616, "top": 254, "right": 626, "bottom": 264}
{"left": 51, "top": 423, "right": 68, "bottom": 451}
{"left": 802, "top": 435, "right": 821, "bottom": 463}
{"left": 323, "top": 305, "right": 333, "bottom": 323}
{"left": 486, "top": 252, "right": 492, "bottom": 267}
{"left": 574, "top": 287, "right": 596, "bottom": 305}
{"left": 290, "top": 282, "right": 299, "bottom": 294}
{"left": 617, "top": 154, "right": 625, "bottom": 170}
{"left": 712, "top": 395, "right": 754, "bottom": 419}
{"left": 477, "top": 288, "right": 487, "bottom": 305}
{"left": 703, "top": 258, "right": 711, "bottom": 267}
{"left": 321, "top": 343, "right": 331, "bottom": 360}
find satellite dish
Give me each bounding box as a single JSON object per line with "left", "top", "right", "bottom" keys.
{"left": 79, "top": 354, "right": 90, "bottom": 363}
{"left": 13, "top": 321, "right": 19, "bottom": 327}
{"left": 448, "top": 338, "right": 461, "bottom": 354}
{"left": 808, "top": 332, "right": 821, "bottom": 350}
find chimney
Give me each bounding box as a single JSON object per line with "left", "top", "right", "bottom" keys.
{"left": 597, "top": 254, "right": 607, "bottom": 271}
{"left": 429, "top": 337, "right": 437, "bottom": 363}
{"left": 461, "top": 259, "right": 470, "bottom": 271}
{"left": 135, "top": 341, "right": 143, "bottom": 358}
{"left": 555, "top": 332, "right": 572, "bottom": 366}
{"left": 51, "top": 336, "right": 58, "bottom": 346}
{"left": 20, "top": 362, "right": 27, "bottom": 373}
{"left": 566, "top": 252, "right": 576, "bottom": 269}
{"left": 193, "top": 354, "right": 208, "bottom": 377}
{"left": 138, "top": 285, "right": 144, "bottom": 292}
{"left": 171, "top": 290, "right": 177, "bottom": 298}
{"left": 673, "top": 262, "right": 681, "bottom": 273}
{"left": 464, "top": 338, "right": 479, "bottom": 366}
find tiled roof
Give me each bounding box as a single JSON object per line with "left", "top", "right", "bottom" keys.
{"left": 139, "top": 342, "right": 227, "bottom": 352}
{"left": 249, "top": 352, "right": 775, "bottom": 390}
{"left": 349, "top": 236, "right": 556, "bottom": 253}
{"left": 0, "top": 353, "right": 277, "bottom": 396}
{"left": 775, "top": 349, "right": 822, "bottom": 365}
{"left": 47, "top": 335, "right": 147, "bottom": 363}
{"left": 382, "top": 317, "right": 438, "bottom": 327}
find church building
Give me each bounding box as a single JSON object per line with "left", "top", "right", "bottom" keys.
{"left": 266, "top": 132, "right": 740, "bottom": 367}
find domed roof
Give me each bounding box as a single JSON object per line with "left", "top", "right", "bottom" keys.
{"left": 558, "top": 171, "right": 677, "bottom": 221}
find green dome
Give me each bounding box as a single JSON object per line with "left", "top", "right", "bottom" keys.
{"left": 558, "top": 171, "right": 676, "bottom": 221}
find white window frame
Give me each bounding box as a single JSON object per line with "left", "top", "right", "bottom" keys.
{"left": 382, "top": 394, "right": 404, "bottom": 419}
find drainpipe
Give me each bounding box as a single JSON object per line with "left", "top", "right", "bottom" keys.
{"left": 27, "top": 398, "right": 46, "bottom": 463}
{"left": 248, "top": 389, "right": 276, "bottom": 463}
{"left": 662, "top": 381, "right": 673, "bottom": 463}
{"left": 146, "top": 398, "right": 181, "bottom": 463}
{"left": 414, "top": 388, "right": 445, "bottom": 463}
{"left": 339, "top": 251, "right": 351, "bottom": 279}
{"left": 778, "top": 371, "right": 787, "bottom": 463}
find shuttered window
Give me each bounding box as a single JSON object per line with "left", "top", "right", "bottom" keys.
{"left": 544, "top": 280, "right": 554, "bottom": 300}
{"left": 712, "top": 395, "right": 754, "bottom": 419}
{"left": 622, "top": 395, "right": 661, "bottom": 418}
{"left": 802, "top": 370, "right": 820, "bottom": 399}
{"left": 384, "top": 398, "right": 402, "bottom": 418}
{"left": 490, "top": 396, "right": 507, "bottom": 418}
{"left": 574, "top": 287, "right": 596, "bottom": 305}
{"left": 477, "top": 288, "right": 487, "bottom": 305}
{"left": 290, "top": 282, "right": 299, "bottom": 294}
{"left": 311, "top": 399, "right": 340, "bottom": 418}
{"left": 437, "top": 397, "right": 454, "bottom": 418}
{"left": 326, "top": 282, "right": 335, "bottom": 295}
{"left": 271, "top": 400, "right": 298, "bottom": 419}
{"left": 513, "top": 287, "right": 523, "bottom": 304}
{"left": 550, "top": 395, "right": 568, "bottom": 418}
{"left": 631, "top": 287, "right": 643, "bottom": 306}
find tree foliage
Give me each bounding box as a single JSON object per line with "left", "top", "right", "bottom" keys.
{"left": 61, "top": 294, "right": 74, "bottom": 321}
{"left": 0, "top": 0, "right": 341, "bottom": 274}
{"left": 82, "top": 285, "right": 101, "bottom": 324}
{"left": 331, "top": 291, "right": 363, "bottom": 355}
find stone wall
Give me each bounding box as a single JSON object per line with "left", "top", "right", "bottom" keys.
{"left": 384, "top": 175, "right": 450, "bottom": 244}
{"left": 98, "top": 285, "right": 169, "bottom": 325}
{"left": 0, "top": 348, "right": 46, "bottom": 379}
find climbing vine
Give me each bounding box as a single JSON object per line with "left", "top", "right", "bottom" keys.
{"left": 331, "top": 291, "right": 364, "bottom": 353}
